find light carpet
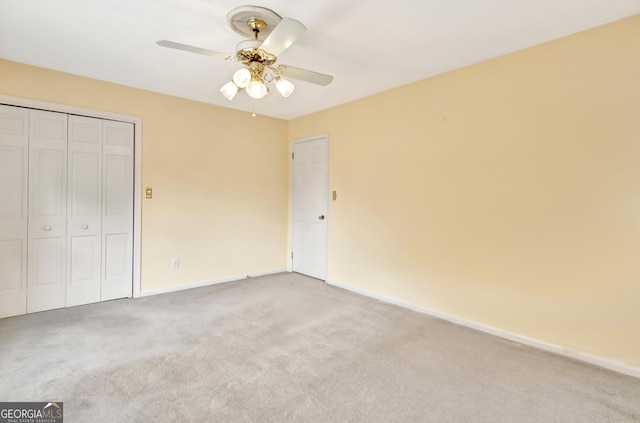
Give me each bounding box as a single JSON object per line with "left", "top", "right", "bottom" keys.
{"left": 1, "top": 272, "right": 639, "bottom": 422}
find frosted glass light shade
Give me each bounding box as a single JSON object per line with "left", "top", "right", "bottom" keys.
{"left": 246, "top": 79, "right": 268, "bottom": 99}
{"left": 232, "top": 68, "right": 251, "bottom": 88}
{"left": 220, "top": 81, "right": 239, "bottom": 100}
{"left": 275, "top": 77, "right": 295, "bottom": 97}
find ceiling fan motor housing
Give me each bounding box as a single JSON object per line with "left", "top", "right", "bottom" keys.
{"left": 235, "top": 39, "right": 276, "bottom": 65}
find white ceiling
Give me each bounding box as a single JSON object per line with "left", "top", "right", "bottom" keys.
{"left": 1, "top": 1, "right": 638, "bottom": 120}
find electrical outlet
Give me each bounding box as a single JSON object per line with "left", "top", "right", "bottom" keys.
{"left": 171, "top": 258, "right": 179, "bottom": 269}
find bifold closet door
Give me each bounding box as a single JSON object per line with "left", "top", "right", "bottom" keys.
{"left": 27, "top": 110, "right": 68, "bottom": 314}
{"left": 0, "top": 105, "right": 29, "bottom": 318}
{"left": 67, "top": 116, "right": 103, "bottom": 306}
{"left": 0, "top": 106, "right": 134, "bottom": 318}
{"left": 102, "top": 120, "right": 134, "bottom": 301}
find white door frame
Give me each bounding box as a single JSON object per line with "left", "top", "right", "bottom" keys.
{"left": 289, "top": 133, "right": 329, "bottom": 278}
{"left": 0, "top": 94, "right": 143, "bottom": 298}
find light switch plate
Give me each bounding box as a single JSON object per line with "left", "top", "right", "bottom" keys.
{"left": 146, "top": 187, "right": 152, "bottom": 199}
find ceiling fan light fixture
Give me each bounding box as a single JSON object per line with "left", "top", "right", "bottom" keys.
{"left": 275, "top": 76, "right": 295, "bottom": 97}
{"left": 232, "top": 68, "right": 251, "bottom": 88}
{"left": 159, "top": 6, "right": 333, "bottom": 105}
{"left": 246, "top": 78, "right": 268, "bottom": 99}
{"left": 220, "top": 81, "right": 239, "bottom": 100}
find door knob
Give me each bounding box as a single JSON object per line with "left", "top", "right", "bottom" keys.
{"left": 43, "top": 225, "right": 52, "bottom": 231}
{"left": 318, "top": 215, "right": 325, "bottom": 220}
{"left": 81, "top": 224, "right": 89, "bottom": 230}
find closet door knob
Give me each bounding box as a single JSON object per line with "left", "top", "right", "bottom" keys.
{"left": 43, "top": 225, "right": 52, "bottom": 231}
{"left": 81, "top": 224, "right": 89, "bottom": 230}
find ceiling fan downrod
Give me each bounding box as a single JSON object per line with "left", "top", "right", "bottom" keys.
{"left": 247, "top": 18, "right": 266, "bottom": 40}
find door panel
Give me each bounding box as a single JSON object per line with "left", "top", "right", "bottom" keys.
{"left": 31, "top": 237, "right": 64, "bottom": 286}
{"left": 104, "top": 125, "right": 131, "bottom": 146}
{"left": 33, "top": 114, "right": 66, "bottom": 139}
{"left": 27, "top": 237, "right": 65, "bottom": 313}
{"left": 0, "top": 240, "right": 23, "bottom": 290}
{"left": 292, "top": 137, "right": 328, "bottom": 280}
{"left": 105, "top": 233, "right": 129, "bottom": 278}
{"left": 33, "top": 149, "right": 65, "bottom": 216}
{"left": 67, "top": 116, "right": 102, "bottom": 306}
{"left": 27, "top": 110, "right": 67, "bottom": 313}
{"left": 0, "top": 105, "right": 29, "bottom": 318}
{"left": 102, "top": 120, "right": 133, "bottom": 301}
{"left": 70, "top": 152, "right": 101, "bottom": 217}
{"left": 0, "top": 147, "right": 25, "bottom": 219}
{"left": 68, "top": 235, "right": 101, "bottom": 304}
{"left": 104, "top": 154, "right": 131, "bottom": 217}
{"left": 71, "top": 236, "right": 100, "bottom": 280}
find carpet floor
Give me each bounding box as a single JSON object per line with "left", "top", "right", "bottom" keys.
{"left": 1, "top": 272, "right": 639, "bottom": 422}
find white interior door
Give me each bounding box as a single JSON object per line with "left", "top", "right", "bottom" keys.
{"left": 101, "top": 120, "right": 134, "bottom": 301}
{"left": 0, "top": 105, "right": 29, "bottom": 318}
{"left": 291, "top": 136, "right": 328, "bottom": 280}
{"left": 67, "top": 115, "right": 102, "bottom": 306}
{"left": 27, "top": 110, "right": 68, "bottom": 313}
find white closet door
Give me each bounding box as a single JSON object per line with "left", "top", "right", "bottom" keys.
{"left": 27, "top": 110, "right": 68, "bottom": 313}
{"left": 66, "top": 116, "right": 102, "bottom": 306}
{"left": 101, "top": 120, "right": 134, "bottom": 301}
{"left": 0, "top": 105, "right": 29, "bottom": 318}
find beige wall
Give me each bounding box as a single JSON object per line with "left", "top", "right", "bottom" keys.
{"left": 290, "top": 15, "right": 640, "bottom": 368}
{"left": 0, "top": 59, "right": 289, "bottom": 292}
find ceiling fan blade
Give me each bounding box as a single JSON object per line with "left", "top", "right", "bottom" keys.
{"left": 278, "top": 65, "right": 334, "bottom": 86}
{"left": 156, "top": 40, "right": 230, "bottom": 60}
{"left": 259, "top": 18, "right": 306, "bottom": 57}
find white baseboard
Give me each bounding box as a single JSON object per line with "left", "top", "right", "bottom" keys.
{"left": 140, "top": 268, "right": 287, "bottom": 297}
{"left": 327, "top": 278, "right": 640, "bottom": 380}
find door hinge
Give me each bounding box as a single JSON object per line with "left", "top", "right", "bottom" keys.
{"left": 291, "top": 152, "right": 294, "bottom": 159}
{"left": 291, "top": 252, "right": 293, "bottom": 259}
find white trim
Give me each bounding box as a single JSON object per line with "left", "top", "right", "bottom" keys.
{"left": 132, "top": 121, "right": 142, "bottom": 298}
{"left": 327, "top": 278, "right": 640, "bottom": 380}
{"left": 289, "top": 133, "right": 330, "bottom": 279}
{"left": 140, "top": 268, "right": 288, "bottom": 297}
{"left": 0, "top": 94, "right": 143, "bottom": 299}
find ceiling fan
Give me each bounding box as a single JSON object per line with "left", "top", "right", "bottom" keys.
{"left": 157, "top": 5, "right": 333, "bottom": 101}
